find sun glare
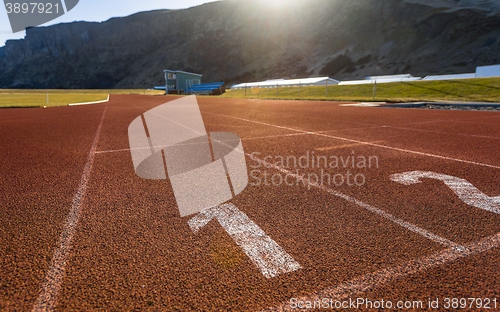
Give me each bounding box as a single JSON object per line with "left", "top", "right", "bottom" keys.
{"left": 255, "top": 0, "right": 301, "bottom": 9}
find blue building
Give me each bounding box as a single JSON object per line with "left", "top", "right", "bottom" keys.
{"left": 164, "top": 70, "right": 202, "bottom": 94}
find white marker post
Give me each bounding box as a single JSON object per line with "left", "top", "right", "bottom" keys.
{"left": 188, "top": 203, "right": 302, "bottom": 278}
{"left": 391, "top": 171, "right": 500, "bottom": 214}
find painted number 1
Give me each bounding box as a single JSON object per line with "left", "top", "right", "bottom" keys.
{"left": 188, "top": 203, "right": 302, "bottom": 278}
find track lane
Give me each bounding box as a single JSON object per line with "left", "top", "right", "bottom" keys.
{"left": 0, "top": 105, "right": 107, "bottom": 311}
{"left": 1, "top": 96, "right": 499, "bottom": 311}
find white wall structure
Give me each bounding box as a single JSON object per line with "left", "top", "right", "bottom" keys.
{"left": 423, "top": 73, "right": 475, "bottom": 81}
{"left": 339, "top": 74, "right": 421, "bottom": 85}
{"left": 476, "top": 64, "right": 500, "bottom": 78}
{"left": 366, "top": 74, "right": 413, "bottom": 80}
{"left": 232, "top": 64, "right": 500, "bottom": 90}
{"left": 365, "top": 74, "right": 422, "bottom": 83}
{"left": 231, "top": 77, "right": 339, "bottom": 89}
{"left": 338, "top": 79, "right": 375, "bottom": 85}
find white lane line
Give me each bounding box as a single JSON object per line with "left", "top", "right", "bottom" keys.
{"left": 60, "top": 0, "right": 67, "bottom": 12}
{"left": 261, "top": 231, "right": 500, "bottom": 312}
{"left": 381, "top": 125, "right": 499, "bottom": 140}
{"left": 92, "top": 139, "right": 460, "bottom": 249}
{"left": 188, "top": 203, "right": 302, "bottom": 278}
{"left": 391, "top": 171, "right": 500, "bottom": 214}
{"left": 341, "top": 103, "right": 384, "bottom": 107}
{"left": 32, "top": 104, "right": 108, "bottom": 312}
{"left": 242, "top": 133, "right": 309, "bottom": 141}
{"left": 94, "top": 133, "right": 309, "bottom": 155}
{"left": 316, "top": 141, "right": 384, "bottom": 152}
{"left": 220, "top": 104, "right": 490, "bottom": 134}
{"left": 205, "top": 112, "right": 500, "bottom": 170}
{"left": 329, "top": 192, "right": 462, "bottom": 249}
{"left": 247, "top": 153, "right": 463, "bottom": 249}
{"left": 68, "top": 94, "right": 110, "bottom": 107}
{"left": 454, "top": 120, "right": 500, "bottom": 126}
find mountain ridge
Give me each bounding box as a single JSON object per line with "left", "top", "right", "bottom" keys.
{"left": 0, "top": 0, "right": 499, "bottom": 88}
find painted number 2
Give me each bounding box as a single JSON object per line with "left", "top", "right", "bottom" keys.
{"left": 391, "top": 171, "right": 500, "bottom": 214}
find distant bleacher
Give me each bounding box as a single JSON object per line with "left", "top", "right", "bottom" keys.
{"left": 186, "top": 82, "right": 225, "bottom": 95}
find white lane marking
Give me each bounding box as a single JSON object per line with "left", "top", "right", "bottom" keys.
{"left": 391, "top": 171, "right": 500, "bottom": 214}
{"left": 247, "top": 153, "right": 463, "bottom": 249}
{"left": 242, "top": 133, "right": 309, "bottom": 141}
{"left": 32, "top": 104, "right": 108, "bottom": 312}
{"left": 261, "top": 231, "right": 500, "bottom": 312}
{"left": 94, "top": 146, "right": 464, "bottom": 248}
{"left": 204, "top": 112, "right": 500, "bottom": 170}
{"left": 331, "top": 192, "right": 463, "bottom": 250}
{"left": 60, "top": 0, "right": 67, "bottom": 12}
{"left": 316, "top": 141, "right": 384, "bottom": 152}
{"left": 382, "top": 125, "right": 499, "bottom": 140}
{"left": 454, "top": 120, "right": 500, "bottom": 126}
{"left": 188, "top": 203, "right": 302, "bottom": 279}
{"left": 68, "top": 94, "right": 110, "bottom": 106}
{"left": 340, "top": 102, "right": 384, "bottom": 107}
{"left": 205, "top": 103, "right": 499, "bottom": 134}
{"left": 94, "top": 133, "right": 309, "bottom": 155}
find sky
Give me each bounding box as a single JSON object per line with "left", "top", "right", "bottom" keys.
{"left": 0, "top": 0, "right": 220, "bottom": 46}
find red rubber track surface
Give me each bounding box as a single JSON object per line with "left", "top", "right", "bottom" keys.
{"left": 1, "top": 95, "right": 499, "bottom": 311}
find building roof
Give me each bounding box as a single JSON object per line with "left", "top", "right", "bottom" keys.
{"left": 338, "top": 80, "right": 376, "bottom": 85}
{"left": 339, "top": 77, "right": 421, "bottom": 85}
{"left": 423, "top": 73, "right": 475, "bottom": 81}
{"left": 164, "top": 70, "right": 202, "bottom": 77}
{"left": 231, "top": 77, "right": 339, "bottom": 89}
{"left": 338, "top": 74, "right": 422, "bottom": 85}
{"left": 365, "top": 74, "right": 414, "bottom": 80}
{"left": 476, "top": 64, "right": 500, "bottom": 78}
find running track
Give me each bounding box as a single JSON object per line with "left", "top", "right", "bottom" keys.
{"left": 1, "top": 95, "right": 499, "bottom": 311}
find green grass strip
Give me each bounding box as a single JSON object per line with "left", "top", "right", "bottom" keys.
{"left": 0, "top": 89, "right": 165, "bottom": 108}
{"left": 221, "top": 77, "right": 500, "bottom": 103}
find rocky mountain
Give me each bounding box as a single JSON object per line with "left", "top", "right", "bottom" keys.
{"left": 0, "top": 0, "right": 499, "bottom": 88}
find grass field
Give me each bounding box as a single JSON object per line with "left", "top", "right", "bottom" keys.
{"left": 221, "top": 77, "right": 500, "bottom": 103}
{"left": 2, "top": 78, "right": 500, "bottom": 108}
{"left": 0, "top": 89, "right": 165, "bottom": 108}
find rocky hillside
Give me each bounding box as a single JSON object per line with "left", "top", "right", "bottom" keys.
{"left": 0, "top": 0, "right": 499, "bottom": 88}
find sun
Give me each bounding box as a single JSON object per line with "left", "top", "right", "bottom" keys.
{"left": 255, "top": 0, "right": 302, "bottom": 9}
